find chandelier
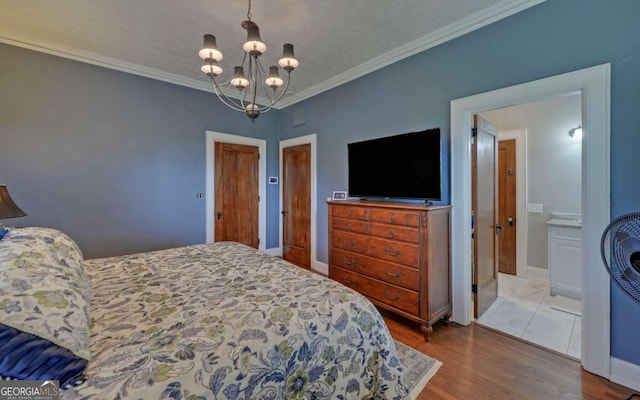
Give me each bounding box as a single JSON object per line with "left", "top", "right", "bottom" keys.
{"left": 199, "top": 0, "right": 299, "bottom": 121}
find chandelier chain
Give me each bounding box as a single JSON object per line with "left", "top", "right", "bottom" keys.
{"left": 247, "top": 0, "right": 252, "bottom": 21}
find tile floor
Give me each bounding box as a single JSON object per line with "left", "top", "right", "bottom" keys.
{"left": 475, "top": 272, "right": 582, "bottom": 359}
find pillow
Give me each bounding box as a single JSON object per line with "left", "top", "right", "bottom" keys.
{"left": 0, "top": 227, "right": 8, "bottom": 241}
{"left": 0, "top": 227, "right": 91, "bottom": 387}
{"left": 0, "top": 324, "right": 87, "bottom": 387}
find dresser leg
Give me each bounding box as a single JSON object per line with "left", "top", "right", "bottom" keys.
{"left": 442, "top": 313, "right": 451, "bottom": 326}
{"left": 420, "top": 324, "right": 433, "bottom": 342}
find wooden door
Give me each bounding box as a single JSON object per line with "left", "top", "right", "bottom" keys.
{"left": 282, "top": 144, "right": 311, "bottom": 268}
{"left": 214, "top": 142, "right": 259, "bottom": 248}
{"left": 498, "top": 139, "right": 517, "bottom": 275}
{"left": 472, "top": 114, "right": 499, "bottom": 318}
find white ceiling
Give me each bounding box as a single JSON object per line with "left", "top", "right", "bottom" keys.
{"left": 0, "top": 0, "right": 543, "bottom": 108}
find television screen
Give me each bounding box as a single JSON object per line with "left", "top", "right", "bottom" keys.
{"left": 348, "top": 128, "right": 441, "bottom": 200}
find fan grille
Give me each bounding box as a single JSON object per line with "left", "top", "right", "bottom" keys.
{"left": 601, "top": 213, "right": 640, "bottom": 304}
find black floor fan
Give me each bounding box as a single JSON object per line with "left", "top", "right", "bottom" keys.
{"left": 602, "top": 213, "right": 640, "bottom": 304}
{"left": 601, "top": 213, "right": 640, "bottom": 400}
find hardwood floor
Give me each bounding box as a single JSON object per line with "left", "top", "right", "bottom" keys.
{"left": 381, "top": 310, "right": 634, "bottom": 400}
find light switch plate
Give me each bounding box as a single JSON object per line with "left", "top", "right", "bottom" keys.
{"left": 527, "top": 203, "right": 544, "bottom": 213}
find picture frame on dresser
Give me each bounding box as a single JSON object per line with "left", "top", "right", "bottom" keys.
{"left": 331, "top": 191, "right": 348, "bottom": 201}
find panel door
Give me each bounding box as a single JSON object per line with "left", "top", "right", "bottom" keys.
{"left": 282, "top": 143, "right": 311, "bottom": 268}
{"left": 498, "top": 139, "right": 517, "bottom": 275}
{"left": 214, "top": 142, "right": 259, "bottom": 248}
{"left": 472, "top": 114, "right": 499, "bottom": 318}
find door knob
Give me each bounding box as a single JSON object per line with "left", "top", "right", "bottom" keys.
{"left": 217, "top": 211, "right": 222, "bottom": 220}
{"left": 496, "top": 224, "right": 503, "bottom": 234}
{"left": 508, "top": 216, "right": 514, "bottom": 226}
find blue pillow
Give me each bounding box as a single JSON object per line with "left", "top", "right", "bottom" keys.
{"left": 0, "top": 227, "right": 8, "bottom": 241}
{"left": 0, "top": 323, "right": 87, "bottom": 387}
{"left": 0, "top": 227, "right": 92, "bottom": 389}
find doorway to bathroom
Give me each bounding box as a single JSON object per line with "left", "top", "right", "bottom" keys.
{"left": 451, "top": 64, "right": 611, "bottom": 378}
{"left": 473, "top": 92, "right": 583, "bottom": 359}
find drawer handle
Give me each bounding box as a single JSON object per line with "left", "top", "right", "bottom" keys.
{"left": 384, "top": 247, "right": 401, "bottom": 256}
{"left": 384, "top": 290, "right": 400, "bottom": 301}
{"left": 343, "top": 277, "right": 356, "bottom": 285}
{"left": 384, "top": 269, "right": 401, "bottom": 279}
{"left": 389, "top": 230, "right": 395, "bottom": 237}
{"left": 346, "top": 211, "right": 352, "bottom": 217}
{"left": 343, "top": 239, "right": 356, "bottom": 247}
{"left": 346, "top": 223, "right": 352, "bottom": 231}
{"left": 343, "top": 257, "right": 357, "bottom": 266}
{"left": 390, "top": 214, "right": 395, "bottom": 222}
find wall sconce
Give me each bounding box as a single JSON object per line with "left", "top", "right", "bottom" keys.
{"left": 569, "top": 125, "right": 583, "bottom": 142}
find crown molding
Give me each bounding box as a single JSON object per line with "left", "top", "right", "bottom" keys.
{"left": 0, "top": 35, "right": 272, "bottom": 107}
{"left": 0, "top": 0, "right": 544, "bottom": 110}
{"left": 276, "top": 0, "right": 545, "bottom": 108}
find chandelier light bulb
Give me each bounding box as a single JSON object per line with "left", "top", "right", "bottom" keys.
{"left": 265, "top": 66, "right": 284, "bottom": 88}
{"left": 230, "top": 66, "right": 249, "bottom": 89}
{"left": 200, "top": 62, "right": 223, "bottom": 77}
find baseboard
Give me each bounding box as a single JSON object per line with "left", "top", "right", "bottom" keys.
{"left": 262, "top": 247, "right": 282, "bottom": 257}
{"left": 610, "top": 357, "right": 640, "bottom": 392}
{"left": 262, "top": 248, "right": 328, "bottom": 275}
{"left": 527, "top": 265, "right": 549, "bottom": 281}
{"left": 312, "top": 261, "right": 329, "bottom": 276}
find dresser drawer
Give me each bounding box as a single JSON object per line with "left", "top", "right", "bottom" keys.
{"left": 369, "top": 209, "right": 419, "bottom": 227}
{"left": 332, "top": 248, "right": 419, "bottom": 291}
{"left": 332, "top": 205, "right": 368, "bottom": 220}
{"left": 333, "top": 267, "right": 418, "bottom": 315}
{"left": 332, "top": 230, "right": 367, "bottom": 254}
{"left": 369, "top": 223, "right": 419, "bottom": 243}
{"left": 333, "top": 217, "right": 369, "bottom": 234}
{"left": 367, "top": 237, "right": 419, "bottom": 266}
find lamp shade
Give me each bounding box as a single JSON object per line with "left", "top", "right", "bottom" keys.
{"left": 278, "top": 43, "right": 299, "bottom": 71}
{"left": 230, "top": 66, "right": 249, "bottom": 89}
{"left": 199, "top": 34, "right": 223, "bottom": 62}
{"left": 201, "top": 62, "right": 223, "bottom": 77}
{"left": 265, "top": 66, "right": 284, "bottom": 88}
{"left": 242, "top": 22, "right": 267, "bottom": 55}
{"left": 0, "top": 185, "right": 27, "bottom": 219}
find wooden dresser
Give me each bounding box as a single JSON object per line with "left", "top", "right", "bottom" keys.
{"left": 328, "top": 200, "right": 451, "bottom": 341}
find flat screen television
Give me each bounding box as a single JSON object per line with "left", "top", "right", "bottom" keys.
{"left": 348, "top": 128, "right": 441, "bottom": 201}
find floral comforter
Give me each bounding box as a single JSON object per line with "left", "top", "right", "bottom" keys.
{"left": 67, "top": 242, "right": 408, "bottom": 399}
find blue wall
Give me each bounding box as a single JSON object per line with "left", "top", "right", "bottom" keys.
{"left": 279, "top": 0, "right": 640, "bottom": 365}
{"left": 0, "top": 43, "right": 282, "bottom": 257}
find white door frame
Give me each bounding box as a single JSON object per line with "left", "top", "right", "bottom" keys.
{"left": 279, "top": 134, "right": 319, "bottom": 272}
{"left": 497, "top": 129, "right": 528, "bottom": 278}
{"left": 450, "top": 64, "right": 610, "bottom": 377}
{"left": 205, "top": 131, "right": 267, "bottom": 251}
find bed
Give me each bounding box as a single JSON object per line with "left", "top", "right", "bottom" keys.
{"left": 0, "top": 227, "right": 408, "bottom": 399}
